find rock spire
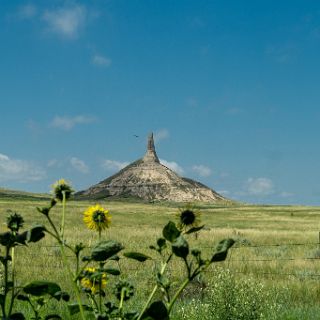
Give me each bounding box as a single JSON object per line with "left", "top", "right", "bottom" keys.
{"left": 143, "top": 132, "right": 160, "bottom": 163}
{"left": 75, "top": 133, "right": 227, "bottom": 203}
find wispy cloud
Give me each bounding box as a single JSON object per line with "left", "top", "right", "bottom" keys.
{"left": 154, "top": 129, "right": 169, "bottom": 142}
{"left": 0, "top": 153, "right": 46, "bottom": 182}
{"left": 160, "top": 159, "right": 184, "bottom": 175}
{"left": 92, "top": 54, "right": 112, "bottom": 67}
{"left": 246, "top": 177, "right": 274, "bottom": 196}
{"left": 50, "top": 115, "right": 96, "bottom": 130}
{"left": 70, "top": 157, "right": 89, "bottom": 174}
{"left": 102, "top": 160, "right": 129, "bottom": 172}
{"left": 47, "top": 159, "right": 59, "bottom": 168}
{"left": 17, "top": 4, "right": 37, "bottom": 19}
{"left": 279, "top": 191, "right": 294, "bottom": 198}
{"left": 192, "top": 164, "right": 212, "bottom": 177}
{"left": 42, "top": 4, "right": 87, "bottom": 38}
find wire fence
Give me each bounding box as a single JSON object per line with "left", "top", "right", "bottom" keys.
{"left": 12, "top": 241, "right": 320, "bottom": 281}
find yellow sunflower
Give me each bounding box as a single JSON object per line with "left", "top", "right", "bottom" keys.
{"left": 83, "top": 205, "right": 111, "bottom": 232}
{"left": 80, "top": 267, "right": 107, "bottom": 294}
{"left": 177, "top": 204, "right": 201, "bottom": 230}
{"left": 51, "top": 179, "right": 73, "bottom": 201}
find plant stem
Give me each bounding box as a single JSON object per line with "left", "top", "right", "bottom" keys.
{"left": 99, "top": 262, "right": 103, "bottom": 313}
{"left": 98, "top": 229, "right": 102, "bottom": 313}
{"left": 118, "top": 287, "right": 125, "bottom": 320}
{"left": 76, "top": 250, "right": 80, "bottom": 284}
{"left": 137, "top": 254, "right": 172, "bottom": 320}
{"left": 8, "top": 242, "right": 16, "bottom": 315}
{"left": 89, "top": 294, "right": 99, "bottom": 314}
{"left": 167, "top": 278, "right": 190, "bottom": 314}
{"left": 60, "top": 191, "right": 66, "bottom": 241}
{"left": 27, "top": 299, "right": 39, "bottom": 319}
{"left": 73, "top": 261, "right": 90, "bottom": 283}
{"left": 52, "top": 195, "right": 86, "bottom": 320}
{"left": 46, "top": 216, "right": 61, "bottom": 240}
{"left": 183, "top": 257, "right": 191, "bottom": 279}
{"left": 59, "top": 243, "right": 86, "bottom": 320}
{"left": 2, "top": 246, "right": 10, "bottom": 318}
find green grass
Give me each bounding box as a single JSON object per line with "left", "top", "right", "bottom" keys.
{"left": 1, "top": 198, "right": 320, "bottom": 318}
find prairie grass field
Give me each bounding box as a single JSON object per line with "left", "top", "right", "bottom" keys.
{"left": 1, "top": 197, "right": 320, "bottom": 319}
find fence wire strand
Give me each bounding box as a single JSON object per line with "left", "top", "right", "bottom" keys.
{"left": 12, "top": 240, "right": 320, "bottom": 280}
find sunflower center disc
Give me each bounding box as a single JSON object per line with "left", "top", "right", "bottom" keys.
{"left": 181, "top": 210, "right": 196, "bottom": 225}
{"left": 93, "top": 211, "right": 106, "bottom": 223}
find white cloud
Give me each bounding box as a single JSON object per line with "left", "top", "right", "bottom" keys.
{"left": 102, "top": 160, "right": 129, "bottom": 172}
{"left": 92, "top": 54, "right": 112, "bottom": 67}
{"left": 70, "top": 157, "right": 89, "bottom": 174}
{"left": 47, "top": 159, "right": 59, "bottom": 168}
{"left": 280, "top": 191, "right": 294, "bottom": 198}
{"left": 246, "top": 177, "right": 274, "bottom": 196}
{"left": 154, "top": 129, "right": 169, "bottom": 142}
{"left": 0, "top": 154, "right": 10, "bottom": 161}
{"left": 50, "top": 115, "right": 96, "bottom": 130}
{"left": 42, "top": 4, "right": 87, "bottom": 38}
{"left": 160, "top": 159, "right": 184, "bottom": 175}
{"left": 192, "top": 164, "right": 212, "bottom": 177}
{"left": 0, "top": 153, "right": 46, "bottom": 182}
{"left": 17, "top": 4, "right": 37, "bottom": 19}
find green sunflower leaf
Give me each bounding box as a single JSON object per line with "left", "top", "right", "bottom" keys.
{"left": 103, "top": 268, "right": 121, "bottom": 275}
{"left": 157, "top": 237, "right": 166, "bottom": 248}
{"left": 23, "top": 281, "right": 61, "bottom": 297}
{"left": 8, "top": 313, "right": 25, "bottom": 320}
{"left": 211, "top": 238, "right": 235, "bottom": 262}
{"left": 53, "top": 291, "right": 70, "bottom": 302}
{"left": 0, "top": 232, "right": 14, "bottom": 246}
{"left": 16, "top": 294, "right": 29, "bottom": 302}
{"left": 15, "top": 231, "right": 28, "bottom": 245}
{"left": 171, "top": 235, "right": 189, "bottom": 258}
{"left": 185, "top": 225, "right": 204, "bottom": 234}
{"left": 123, "top": 252, "right": 152, "bottom": 262}
{"left": 27, "top": 225, "right": 46, "bottom": 243}
{"left": 109, "top": 254, "right": 120, "bottom": 261}
{"left": 162, "top": 221, "right": 180, "bottom": 242}
{"left": 91, "top": 240, "right": 124, "bottom": 261}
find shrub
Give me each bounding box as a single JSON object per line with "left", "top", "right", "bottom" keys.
{"left": 175, "top": 268, "right": 282, "bottom": 320}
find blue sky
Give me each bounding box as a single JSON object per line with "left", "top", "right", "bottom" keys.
{"left": 1, "top": 0, "right": 320, "bottom": 205}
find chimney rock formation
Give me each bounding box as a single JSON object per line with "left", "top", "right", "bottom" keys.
{"left": 75, "top": 133, "right": 226, "bottom": 202}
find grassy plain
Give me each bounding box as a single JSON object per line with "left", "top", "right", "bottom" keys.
{"left": 1, "top": 197, "right": 320, "bottom": 319}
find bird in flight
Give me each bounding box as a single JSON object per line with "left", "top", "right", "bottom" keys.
{"left": 133, "top": 134, "right": 139, "bottom": 138}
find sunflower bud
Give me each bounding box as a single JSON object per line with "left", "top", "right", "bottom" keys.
{"left": 51, "top": 179, "right": 73, "bottom": 201}
{"left": 7, "top": 212, "right": 24, "bottom": 232}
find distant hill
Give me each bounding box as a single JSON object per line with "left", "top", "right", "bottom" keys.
{"left": 76, "top": 133, "right": 228, "bottom": 203}
{"left": 0, "top": 188, "right": 50, "bottom": 201}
